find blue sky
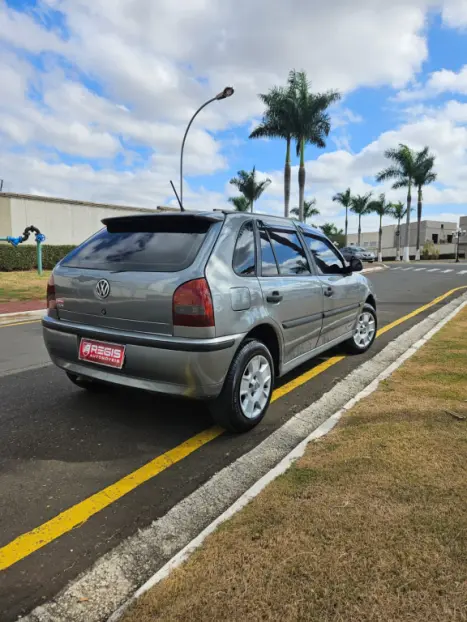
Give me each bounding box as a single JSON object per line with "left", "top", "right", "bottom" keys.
{"left": 1, "top": 0, "right": 467, "bottom": 233}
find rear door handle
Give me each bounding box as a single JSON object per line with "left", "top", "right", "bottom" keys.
{"left": 324, "top": 286, "right": 333, "bottom": 297}
{"left": 267, "top": 291, "right": 283, "bottom": 303}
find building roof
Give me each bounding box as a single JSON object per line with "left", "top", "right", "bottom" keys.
{"left": 0, "top": 192, "right": 178, "bottom": 213}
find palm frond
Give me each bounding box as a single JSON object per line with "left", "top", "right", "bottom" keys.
{"left": 375, "top": 166, "right": 402, "bottom": 183}
{"left": 228, "top": 196, "right": 250, "bottom": 212}
{"left": 392, "top": 180, "right": 410, "bottom": 190}
{"left": 332, "top": 188, "right": 352, "bottom": 207}
{"left": 350, "top": 192, "right": 373, "bottom": 215}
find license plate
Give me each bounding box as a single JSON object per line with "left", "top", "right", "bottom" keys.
{"left": 78, "top": 338, "right": 125, "bottom": 369}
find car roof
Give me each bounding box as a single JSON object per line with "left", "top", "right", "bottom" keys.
{"left": 102, "top": 208, "right": 328, "bottom": 240}
{"left": 219, "top": 210, "right": 325, "bottom": 236}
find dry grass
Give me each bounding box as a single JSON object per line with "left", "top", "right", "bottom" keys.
{"left": 0, "top": 270, "right": 51, "bottom": 302}
{"left": 123, "top": 308, "right": 467, "bottom": 622}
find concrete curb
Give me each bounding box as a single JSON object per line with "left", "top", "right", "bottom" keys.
{"left": 0, "top": 309, "right": 44, "bottom": 326}
{"left": 20, "top": 291, "right": 467, "bottom": 622}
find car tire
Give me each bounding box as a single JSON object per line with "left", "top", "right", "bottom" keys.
{"left": 209, "top": 339, "right": 274, "bottom": 433}
{"left": 344, "top": 303, "right": 377, "bottom": 354}
{"left": 66, "top": 372, "right": 106, "bottom": 391}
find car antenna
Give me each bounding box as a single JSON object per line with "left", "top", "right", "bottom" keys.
{"left": 170, "top": 180, "right": 185, "bottom": 212}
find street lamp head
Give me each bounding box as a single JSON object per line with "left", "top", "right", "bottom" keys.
{"left": 216, "top": 86, "right": 234, "bottom": 100}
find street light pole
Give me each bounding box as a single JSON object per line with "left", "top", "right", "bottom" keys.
{"left": 180, "top": 86, "right": 234, "bottom": 207}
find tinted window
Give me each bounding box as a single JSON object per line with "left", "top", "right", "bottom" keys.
{"left": 304, "top": 235, "right": 345, "bottom": 275}
{"left": 268, "top": 229, "right": 311, "bottom": 275}
{"left": 233, "top": 222, "right": 256, "bottom": 276}
{"left": 260, "top": 229, "right": 279, "bottom": 276}
{"left": 62, "top": 226, "right": 209, "bottom": 272}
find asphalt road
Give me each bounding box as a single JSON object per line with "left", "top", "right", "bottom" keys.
{"left": 1, "top": 263, "right": 466, "bottom": 621}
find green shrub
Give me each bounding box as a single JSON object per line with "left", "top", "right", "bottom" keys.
{"left": 0, "top": 244, "right": 76, "bottom": 272}
{"left": 421, "top": 241, "right": 440, "bottom": 260}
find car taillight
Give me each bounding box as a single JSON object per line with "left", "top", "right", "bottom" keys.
{"left": 46, "top": 274, "right": 56, "bottom": 311}
{"left": 173, "top": 278, "right": 215, "bottom": 327}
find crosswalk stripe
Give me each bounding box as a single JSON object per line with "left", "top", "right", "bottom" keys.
{"left": 426, "top": 268, "right": 439, "bottom": 272}
{"left": 413, "top": 268, "right": 425, "bottom": 271}
{"left": 440, "top": 269, "right": 453, "bottom": 273}
{"left": 458, "top": 270, "right": 467, "bottom": 275}
{"left": 400, "top": 268, "right": 412, "bottom": 271}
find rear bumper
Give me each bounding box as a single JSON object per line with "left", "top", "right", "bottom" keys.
{"left": 42, "top": 316, "right": 243, "bottom": 399}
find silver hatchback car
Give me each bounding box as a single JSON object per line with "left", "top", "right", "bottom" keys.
{"left": 43, "top": 211, "right": 377, "bottom": 432}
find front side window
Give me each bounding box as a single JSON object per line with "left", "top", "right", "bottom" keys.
{"left": 304, "top": 235, "right": 345, "bottom": 275}
{"left": 233, "top": 222, "right": 256, "bottom": 276}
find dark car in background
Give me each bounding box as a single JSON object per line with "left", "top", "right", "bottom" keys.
{"left": 340, "top": 246, "right": 376, "bottom": 263}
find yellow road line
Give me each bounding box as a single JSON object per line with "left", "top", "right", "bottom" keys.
{"left": 0, "top": 427, "right": 223, "bottom": 571}
{"left": 376, "top": 285, "right": 467, "bottom": 337}
{"left": 0, "top": 285, "right": 466, "bottom": 572}
{"left": 0, "top": 319, "right": 42, "bottom": 328}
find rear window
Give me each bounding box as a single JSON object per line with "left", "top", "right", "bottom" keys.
{"left": 61, "top": 218, "right": 211, "bottom": 272}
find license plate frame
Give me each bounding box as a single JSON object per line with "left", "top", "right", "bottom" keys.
{"left": 78, "top": 338, "right": 126, "bottom": 369}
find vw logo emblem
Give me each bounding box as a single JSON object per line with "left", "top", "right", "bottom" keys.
{"left": 95, "top": 279, "right": 110, "bottom": 299}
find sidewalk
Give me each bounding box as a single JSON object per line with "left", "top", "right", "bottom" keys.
{"left": 122, "top": 306, "right": 467, "bottom": 622}
{"left": 0, "top": 299, "right": 45, "bottom": 314}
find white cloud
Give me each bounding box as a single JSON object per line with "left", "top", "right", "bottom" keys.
{"left": 396, "top": 65, "right": 467, "bottom": 101}
{"left": 0, "top": 0, "right": 466, "bottom": 225}
{"left": 442, "top": 0, "right": 467, "bottom": 28}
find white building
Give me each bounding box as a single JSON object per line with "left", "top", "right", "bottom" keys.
{"left": 0, "top": 193, "right": 175, "bottom": 246}
{"left": 347, "top": 219, "right": 461, "bottom": 259}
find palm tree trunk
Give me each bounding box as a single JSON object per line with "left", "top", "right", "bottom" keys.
{"left": 345, "top": 207, "right": 348, "bottom": 247}
{"left": 378, "top": 214, "right": 383, "bottom": 263}
{"left": 298, "top": 137, "right": 305, "bottom": 222}
{"left": 358, "top": 215, "right": 362, "bottom": 246}
{"left": 403, "top": 182, "right": 412, "bottom": 262}
{"left": 415, "top": 185, "right": 422, "bottom": 261}
{"left": 396, "top": 217, "right": 401, "bottom": 261}
{"left": 250, "top": 199, "right": 254, "bottom": 213}
{"left": 284, "top": 137, "right": 291, "bottom": 218}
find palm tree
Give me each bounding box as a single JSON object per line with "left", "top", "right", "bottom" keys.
{"left": 320, "top": 222, "right": 345, "bottom": 247}
{"left": 389, "top": 201, "right": 407, "bottom": 261}
{"left": 376, "top": 144, "right": 418, "bottom": 262}
{"left": 250, "top": 85, "right": 296, "bottom": 217}
{"left": 413, "top": 148, "right": 437, "bottom": 261}
{"left": 287, "top": 70, "right": 341, "bottom": 222}
{"left": 368, "top": 193, "right": 393, "bottom": 262}
{"left": 229, "top": 166, "right": 271, "bottom": 213}
{"left": 228, "top": 196, "right": 250, "bottom": 212}
{"left": 332, "top": 188, "right": 352, "bottom": 246}
{"left": 350, "top": 192, "right": 373, "bottom": 246}
{"left": 291, "top": 198, "right": 319, "bottom": 223}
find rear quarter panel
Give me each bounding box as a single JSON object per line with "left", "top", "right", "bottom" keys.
{"left": 205, "top": 215, "right": 284, "bottom": 350}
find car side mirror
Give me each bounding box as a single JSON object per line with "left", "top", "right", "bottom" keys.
{"left": 350, "top": 257, "right": 363, "bottom": 272}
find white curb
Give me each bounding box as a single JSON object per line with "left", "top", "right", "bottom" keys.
{"left": 0, "top": 309, "right": 45, "bottom": 326}
{"left": 20, "top": 291, "right": 467, "bottom": 622}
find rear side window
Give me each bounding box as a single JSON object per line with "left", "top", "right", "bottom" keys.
{"left": 61, "top": 219, "right": 211, "bottom": 272}
{"left": 268, "top": 229, "right": 311, "bottom": 275}
{"left": 260, "top": 229, "right": 279, "bottom": 276}
{"left": 260, "top": 227, "right": 311, "bottom": 276}
{"left": 233, "top": 222, "right": 256, "bottom": 276}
